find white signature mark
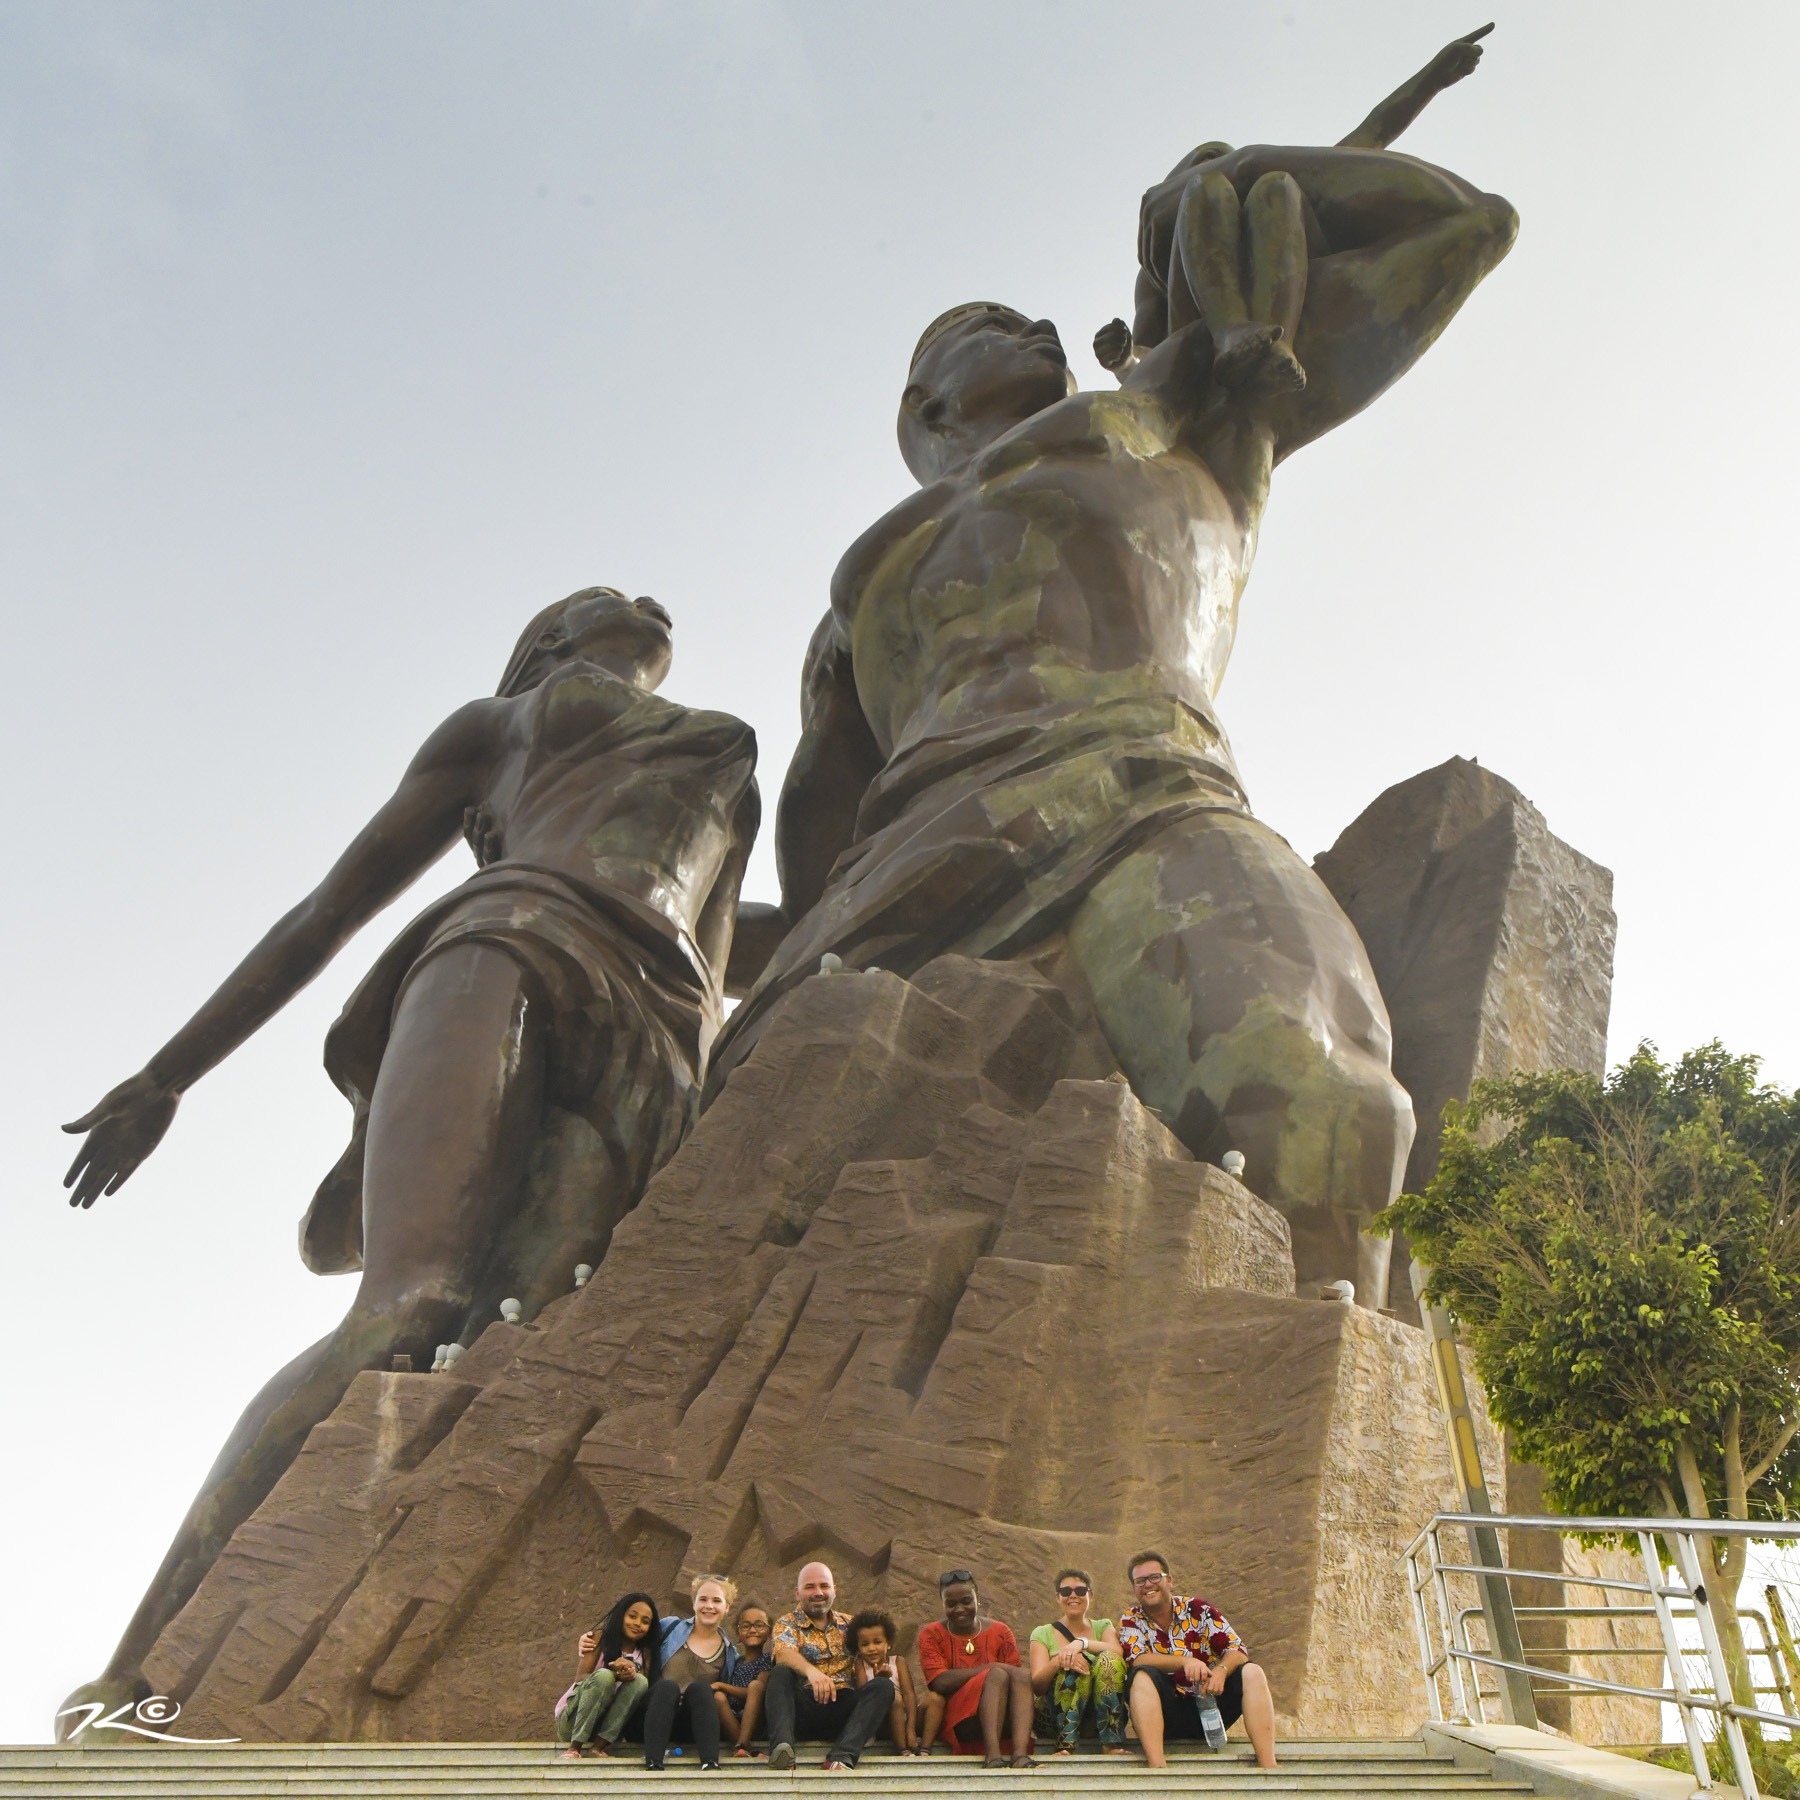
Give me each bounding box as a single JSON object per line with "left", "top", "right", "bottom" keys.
{"left": 56, "top": 1695, "right": 240, "bottom": 1744}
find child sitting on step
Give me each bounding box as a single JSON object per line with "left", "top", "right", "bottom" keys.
{"left": 847, "top": 1608, "right": 924, "bottom": 1755}
{"left": 723, "top": 1600, "right": 776, "bottom": 1756}
{"left": 555, "top": 1591, "right": 661, "bottom": 1759}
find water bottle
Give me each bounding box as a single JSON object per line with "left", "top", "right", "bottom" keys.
{"left": 1195, "top": 1688, "right": 1228, "bottom": 1752}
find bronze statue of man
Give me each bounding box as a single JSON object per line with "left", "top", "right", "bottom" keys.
{"left": 713, "top": 135, "right": 1517, "bottom": 1303}
{"left": 60, "top": 587, "right": 759, "bottom": 1720}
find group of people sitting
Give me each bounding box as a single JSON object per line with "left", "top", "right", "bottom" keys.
{"left": 553, "top": 1550, "right": 1278, "bottom": 1772}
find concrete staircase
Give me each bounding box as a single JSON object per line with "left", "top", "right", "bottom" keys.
{"left": 0, "top": 1739, "right": 1538, "bottom": 1797}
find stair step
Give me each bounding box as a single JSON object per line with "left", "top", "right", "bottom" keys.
{"left": 0, "top": 1739, "right": 1539, "bottom": 1798}
{"left": 0, "top": 1778, "right": 1540, "bottom": 1792}
{"left": 0, "top": 1744, "right": 1443, "bottom": 1765}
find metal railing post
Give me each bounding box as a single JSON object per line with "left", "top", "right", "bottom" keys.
{"left": 1666, "top": 1530, "right": 1760, "bottom": 1800}
{"left": 1766, "top": 1585, "right": 1800, "bottom": 1698}
{"left": 1742, "top": 1609, "right": 1796, "bottom": 1718}
{"left": 1407, "top": 1537, "right": 1447, "bottom": 1723}
{"left": 1429, "top": 1520, "right": 1474, "bottom": 1724}
{"left": 1638, "top": 1529, "right": 1713, "bottom": 1795}
{"left": 1413, "top": 1262, "right": 1538, "bottom": 1727}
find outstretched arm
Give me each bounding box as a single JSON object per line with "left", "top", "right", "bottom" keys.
{"left": 61, "top": 699, "right": 502, "bottom": 1205}
{"left": 725, "top": 610, "right": 883, "bottom": 995}
{"left": 1339, "top": 24, "right": 1492, "bottom": 151}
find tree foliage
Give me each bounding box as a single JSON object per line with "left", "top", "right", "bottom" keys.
{"left": 1380, "top": 1042, "right": 1800, "bottom": 1524}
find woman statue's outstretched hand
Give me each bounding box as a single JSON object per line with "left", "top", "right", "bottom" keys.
{"left": 62, "top": 1072, "right": 180, "bottom": 1207}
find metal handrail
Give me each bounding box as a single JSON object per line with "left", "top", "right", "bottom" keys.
{"left": 1431, "top": 1512, "right": 1797, "bottom": 1537}
{"left": 1406, "top": 1512, "right": 1800, "bottom": 1800}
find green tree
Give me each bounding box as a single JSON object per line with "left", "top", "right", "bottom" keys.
{"left": 1380, "top": 1043, "right": 1800, "bottom": 1721}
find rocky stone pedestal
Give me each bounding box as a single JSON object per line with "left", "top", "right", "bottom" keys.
{"left": 146, "top": 954, "right": 1479, "bottom": 1742}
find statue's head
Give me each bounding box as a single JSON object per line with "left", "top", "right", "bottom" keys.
{"left": 898, "top": 302, "right": 1075, "bottom": 483}
{"left": 497, "top": 586, "right": 673, "bottom": 697}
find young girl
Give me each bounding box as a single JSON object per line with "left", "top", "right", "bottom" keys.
{"left": 721, "top": 1600, "right": 775, "bottom": 1757}
{"left": 555, "top": 1591, "right": 661, "bottom": 1759}
{"left": 845, "top": 1609, "right": 922, "bottom": 1756}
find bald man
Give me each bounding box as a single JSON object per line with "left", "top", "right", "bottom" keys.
{"left": 765, "top": 1562, "right": 894, "bottom": 1770}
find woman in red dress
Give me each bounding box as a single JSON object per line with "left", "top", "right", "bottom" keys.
{"left": 916, "top": 1570, "right": 1036, "bottom": 1768}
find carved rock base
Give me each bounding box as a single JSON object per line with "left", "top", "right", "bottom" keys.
{"left": 147, "top": 956, "right": 1473, "bottom": 1741}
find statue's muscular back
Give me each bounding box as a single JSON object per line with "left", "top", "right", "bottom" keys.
{"left": 833, "top": 372, "right": 1274, "bottom": 765}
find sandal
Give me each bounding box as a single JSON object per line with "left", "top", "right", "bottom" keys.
{"left": 1011, "top": 1755, "right": 1038, "bottom": 1769}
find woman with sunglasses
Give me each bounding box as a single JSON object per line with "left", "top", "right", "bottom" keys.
{"left": 1028, "top": 1568, "right": 1128, "bottom": 1755}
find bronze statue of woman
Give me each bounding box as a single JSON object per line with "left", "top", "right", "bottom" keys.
{"left": 59, "top": 586, "right": 759, "bottom": 1718}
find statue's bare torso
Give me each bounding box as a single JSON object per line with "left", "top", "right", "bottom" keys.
{"left": 834, "top": 381, "right": 1270, "bottom": 765}
{"left": 481, "top": 664, "right": 757, "bottom": 981}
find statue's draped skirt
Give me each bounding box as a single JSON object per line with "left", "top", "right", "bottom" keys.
{"left": 299, "top": 863, "right": 706, "bottom": 1274}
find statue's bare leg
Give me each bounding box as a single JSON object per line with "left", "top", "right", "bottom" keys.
{"left": 1175, "top": 169, "right": 1305, "bottom": 392}
{"left": 1243, "top": 171, "right": 1308, "bottom": 391}
{"left": 1065, "top": 810, "right": 1412, "bottom": 1303}
{"left": 80, "top": 942, "right": 546, "bottom": 1707}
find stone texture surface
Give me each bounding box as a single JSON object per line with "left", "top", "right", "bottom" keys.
{"left": 1319, "top": 760, "right": 1651, "bottom": 1744}
{"left": 1315, "top": 756, "right": 1617, "bottom": 1303}
{"left": 144, "top": 954, "right": 1476, "bottom": 1743}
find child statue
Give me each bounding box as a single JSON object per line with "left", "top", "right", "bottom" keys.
{"left": 1095, "top": 24, "right": 1494, "bottom": 393}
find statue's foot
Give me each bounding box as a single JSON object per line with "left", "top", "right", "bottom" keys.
{"left": 1252, "top": 340, "right": 1307, "bottom": 394}
{"left": 1211, "top": 322, "right": 1301, "bottom": 392}
{"left": 55, "top": 1671, "right": 154, "bottom": 1745}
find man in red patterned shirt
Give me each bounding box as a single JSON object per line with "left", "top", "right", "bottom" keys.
{"left": 1116, "top": 1550, "right": 1277, "bottom": 1769}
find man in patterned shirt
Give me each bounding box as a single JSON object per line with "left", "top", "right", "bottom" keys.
{"left": 765, "top": 1561, "right": 896, "bottom": 1771}
{"left": 1117, "top": 1550, "right": 1277, "bottom": 1769}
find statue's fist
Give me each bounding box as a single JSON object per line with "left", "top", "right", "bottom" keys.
{"left": 1093, "top": 318, "right": 1134, "bottom": 374}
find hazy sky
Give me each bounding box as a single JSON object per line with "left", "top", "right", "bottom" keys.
{"left": 5, "top": 0, "right": 1798, "bottom": 1746}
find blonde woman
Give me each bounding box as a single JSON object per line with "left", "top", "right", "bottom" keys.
{"left": 642, "top": 1575, "right": 744, "bottom": 1770}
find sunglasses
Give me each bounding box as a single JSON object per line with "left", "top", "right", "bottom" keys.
{"left": 1057, "top": 1585, "right": 1090, "bottom": 1598}
{"left": 938, "top": 1569, "right": 975, "bottom": 1589}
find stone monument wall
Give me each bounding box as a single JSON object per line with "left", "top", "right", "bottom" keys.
{"left": 146, "top": 954, "right": 1480, "bottom": 1743}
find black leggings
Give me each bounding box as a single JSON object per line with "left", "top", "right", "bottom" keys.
{"left": 642, "top": 1676, "right": 721, "bottom": 1769}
